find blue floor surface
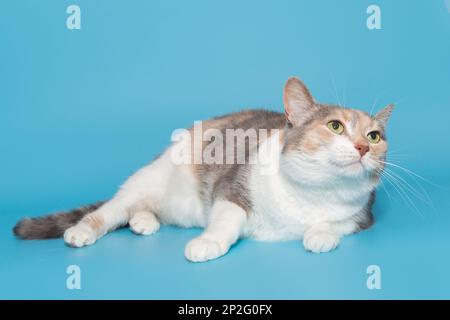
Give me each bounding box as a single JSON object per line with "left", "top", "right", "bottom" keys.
{"left": 1, "top": 174, "right": 450, "bottom": 299}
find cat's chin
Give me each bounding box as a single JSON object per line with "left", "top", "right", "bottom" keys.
{"left": 329, "top": 158, "right": 363, "bottom": 170}
{"left": 333, "top": 161, "right": 370, "bottom": 178}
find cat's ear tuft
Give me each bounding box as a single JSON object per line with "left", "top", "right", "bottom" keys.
{"left": 374, "top": 104, "right": 394, "bottom": 127}
{"left": 283, "top": 77, "right": 316, "bottom": 127}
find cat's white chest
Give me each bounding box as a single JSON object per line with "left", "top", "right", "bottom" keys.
{"left": 246, "top": 171, "right": 367, "bottom": 241}
{"left": 245, "top": 170, "right": 310, "bottom": 241}
{"left": 244, "top": 131, "right": 370, "bottom": 241}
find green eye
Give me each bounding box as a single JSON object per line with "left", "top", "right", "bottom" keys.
{"left": 327, "top": 120, "right": 344, "bottom": 134}
{"left": 367, "top": 131, "right": 381, "bottom": 144}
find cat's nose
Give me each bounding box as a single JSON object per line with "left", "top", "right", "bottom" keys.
{"left": 354, "top": 144, "right": 369, "bottom": 157}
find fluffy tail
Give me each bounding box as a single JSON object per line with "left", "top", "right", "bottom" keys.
{"left": 13, "top": 201, "right": 105, "bottom": 240}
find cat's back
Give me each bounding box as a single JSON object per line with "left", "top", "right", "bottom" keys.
{"left": 200, "top": 109, "right": 285, "bottom": 134}
{"left": 192, "top": 109, "right": 286, "bottom": 170}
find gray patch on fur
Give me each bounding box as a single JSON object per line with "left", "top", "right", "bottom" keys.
{"left": 193, "top": 109, "right": 286, "bottom": 212}
{"left": 352, "top": 191, "right": 375, "bottom": 232}
{"left": 13, "top": 201, "right": 105, "bottom": 239}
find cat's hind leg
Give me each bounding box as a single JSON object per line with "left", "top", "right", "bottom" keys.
{"left": 63, "top": 200, "right": 129, "bottom": 248}
{"left": 64, "top": 152, "right": 171, "bottom": 247}
{"left": 184, "top": 200, "right": 247, "bottom": 262}
{"left": 65, "top": 203, "right": 163, "bottom": 248}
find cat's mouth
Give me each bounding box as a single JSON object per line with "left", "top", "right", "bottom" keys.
{"left": 329, "top": 159, "right": 366, "bottom": 172}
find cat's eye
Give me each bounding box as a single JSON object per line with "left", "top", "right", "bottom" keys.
{"left": 327, "top": 120, "right": 344, "bottom": 134}
{"left": 367, "top": 131, "right": 381, "bottom": 144}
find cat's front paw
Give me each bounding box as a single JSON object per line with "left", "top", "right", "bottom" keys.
{"left": 303, "top": 228, "right": 340, "bottom": 253}
{"left": 185, "top": 237, "right": 226, "bottom": 262}
{"left": 64, "top": 224, "right": 97, "bottom": 248}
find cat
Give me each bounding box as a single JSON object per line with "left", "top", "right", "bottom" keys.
{"left": 13, "top": 76, "right": 393, "bottom": 262}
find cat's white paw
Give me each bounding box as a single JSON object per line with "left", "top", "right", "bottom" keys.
{"left": 129, "top": 212, "right": 160, "bottom": 235}
{"left": 64, "top": 224, "right": 97, "bottom": 248}
{"left": 303, "top": 229, "right": 340, "bottom": 253}
{"left": 185, "top": 237, "right": 226, "bottom": 262}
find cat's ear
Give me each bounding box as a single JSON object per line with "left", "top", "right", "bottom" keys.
{"left": 283, "top": 77, "right": 317, "bottom": 127}
{"left": 374, "top": 104, "right": 394, "bottom": 127}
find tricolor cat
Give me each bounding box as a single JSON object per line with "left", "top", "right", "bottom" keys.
{"left": 13, "top": 76, "right": 393, "bottom": 262}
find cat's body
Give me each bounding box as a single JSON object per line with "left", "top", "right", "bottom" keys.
{"left": 13, "top": 77, "right": 393, "bottom": 262}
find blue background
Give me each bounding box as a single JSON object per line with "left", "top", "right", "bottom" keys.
{"left": 1, "top": 0, "right": 449, "bottom": 299}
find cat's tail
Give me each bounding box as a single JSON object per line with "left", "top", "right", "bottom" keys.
{"left": 13, "top": 201, "right": 105, "bottom": 240}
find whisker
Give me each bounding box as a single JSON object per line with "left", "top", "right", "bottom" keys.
{"left": 370, "top": 156, "right": 430, "bottom": 188}
{"left": 380, "top": 170, "right": 424, "bottom": 216}
{"left": 368, "top": 156, "right": 433, "bottom": 216}
{"left": 330, "top": 72, "right": 342, "bottom": 107}
{"left": 379, "top": 160, "right": 441, "bottom": 189}
{"left": 378, "top": 177, "right": 393, "bottom": 200}
{"left": 369, "top": 92, "right": 383, "bottom": 116}
{"left": 383, "top": 167, "right": 432, "bottom": 206}
{"left": 342, "top": 80, "right": 347, "bottom": 106}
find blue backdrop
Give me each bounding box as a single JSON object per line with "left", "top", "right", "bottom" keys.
{"left": 1, "top": 0, "right": 449, "bottom": 299}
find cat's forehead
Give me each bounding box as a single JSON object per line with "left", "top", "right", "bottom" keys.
{"left": 325, "top": 106, "right": 377, "bottom": 130}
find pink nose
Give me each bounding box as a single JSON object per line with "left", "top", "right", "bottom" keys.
{"left": 354, "top": 144, "right": 369, "bottom": 157}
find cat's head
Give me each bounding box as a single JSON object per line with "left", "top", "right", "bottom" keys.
{"left": 281, "top": 77, "right": 394, "bottom": 186}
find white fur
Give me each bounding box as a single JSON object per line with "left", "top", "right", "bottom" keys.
{"left": 245, "top": 132, "right": 376, "bottom": 252}
{"left": 129, "top": 211, "right": 160, "bottom": 235}
{"left": 64, "top": 131, "right": 377, "bottom": 261}
{"left": 303, "top": 226, "right": 341, "bottom": 253}
{"left": 64, "top": 224, "right": 96, "bottom": 247}
{"left": 185, "top": 200, "right": 246, "bottom": 262}
{"left": 64, "top": 143, "right": 208, "bottom": 250}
